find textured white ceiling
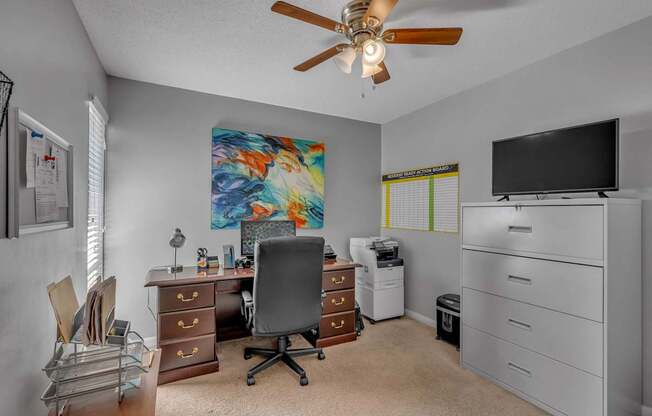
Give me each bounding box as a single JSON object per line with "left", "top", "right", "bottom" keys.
{"left": 73, "top": 0, "right": 652, "bottom": 123}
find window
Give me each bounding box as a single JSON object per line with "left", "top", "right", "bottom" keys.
{"left": 87, "top": 98, "right": 108, "bottom": 288}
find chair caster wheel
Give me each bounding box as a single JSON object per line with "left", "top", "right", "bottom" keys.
{"left": 244, "top": 353, "right": 252, "bottom": 360}
{"left": 247, "top": 376, "right": 255, "bottom": 386}
{"left": 299, "top": 376, "right": 309, "bottom": 386}
{"left": 317, "top": 351, "right": 325, "bottom": 360}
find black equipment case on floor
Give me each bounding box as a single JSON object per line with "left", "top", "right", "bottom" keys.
{"left": 436, "top": 294, "right": 460, "bottom": 348}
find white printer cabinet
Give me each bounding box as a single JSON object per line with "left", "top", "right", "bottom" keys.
{"left": 460, "top": 199, "right": 641, "bottom": 416}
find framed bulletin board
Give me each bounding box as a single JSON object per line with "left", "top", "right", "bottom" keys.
{"left": 382, "top": 163, "right": 459, "bottom": 233}
{"left": 7, "top": 108, "right": 73, "bottom": 238}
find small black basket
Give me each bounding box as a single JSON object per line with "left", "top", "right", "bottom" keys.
{"left": 0, "top": 70, "right": 14, "bottom": 133}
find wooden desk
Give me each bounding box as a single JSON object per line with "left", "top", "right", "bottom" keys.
{"left": 145, "top": 259, "right": 358, "bottom": 384}
{"left": 50, "top": 350, "right": 160, "bottom": 416}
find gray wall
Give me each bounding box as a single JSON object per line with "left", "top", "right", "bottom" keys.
{"left": 106, "top": 77, "right": 381, "bottom": 340}
{"left": 0, "top": 0, "right": 108, "bottom": 415}
{"left": 382, "top": 16, "right": 652, "bottom": 406}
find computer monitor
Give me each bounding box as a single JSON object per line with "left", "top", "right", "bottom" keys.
{"left": 240, "top": 220, "right": 296, "bottom": 259}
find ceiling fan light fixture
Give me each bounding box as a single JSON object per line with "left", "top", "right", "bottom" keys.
{"left": 333, "top": 45, "right": 357, "bottom": 74}
{"left": 361, "top": 39, "right": 386, "bottom": 66}
{"left": 361, "top": 62, "right": 382, "bottom": 79}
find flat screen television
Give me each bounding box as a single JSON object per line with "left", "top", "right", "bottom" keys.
{"left": 492, "top": 119, "right": 619, "bottom": 196}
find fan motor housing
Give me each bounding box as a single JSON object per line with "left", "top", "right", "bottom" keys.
{"left": 342, "top": 0, "right": 382, "bottom": 44}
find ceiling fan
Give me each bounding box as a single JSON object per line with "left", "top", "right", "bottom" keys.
{"left": 271, "top": 0, "right": 463, "bottom": 84}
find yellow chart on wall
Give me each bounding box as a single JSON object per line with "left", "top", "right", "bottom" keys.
{"left": 382, "top": 163, "right": 459, "bottom": 233}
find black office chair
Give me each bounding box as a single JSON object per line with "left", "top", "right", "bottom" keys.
{"left": 243, "top": 236, "right": 326, "bottom": 386}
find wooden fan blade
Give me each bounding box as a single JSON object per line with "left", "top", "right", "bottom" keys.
{"left": 372, "top": 62, "right": 390, "bottom": 84}
{"left": 364, "top": 0, "right": 399, "bottom": 26}
{"left": 383, "top": 28, "right": 463, "bottom": 45}
{"left": 271, "top": 1, "right": 345, "bottom": 33}
{"left": 294, "top": 44, "right": 349, "bottom": 72}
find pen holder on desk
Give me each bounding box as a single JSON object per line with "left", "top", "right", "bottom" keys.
{"left": 197, "top": 248, "right": 208, "bottom": 269}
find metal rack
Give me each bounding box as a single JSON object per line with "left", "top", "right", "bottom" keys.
{"left": 41, "top": 315, "right": 150, "bottom": 416}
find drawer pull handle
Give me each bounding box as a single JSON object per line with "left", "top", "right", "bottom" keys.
{"left": 177, "top": 291, "right": 199, "bottom": 302}
{"left": 331, "top": 297, "right": 346, "bottom": 306}
{"left": 177, "top": 318, "right": 199, "bottom": 329}
{"left": 507, "top": 275, "right": 532, "bottom": 285}
{"left": 507, "top": 225, "right": 532, "bottom": 233}
{"left": 177, "top": 347, "right": 199, "bottom": 359}
{"left": 508, "top": 362, "right": 532, "bottom": 378}
{"left": 507, "top": 318, "right": 532, "bottom": 331}
{"left": 331, "top": 276, "right": 346, "bottom": 285}
{"left": 331, "top": 320, "right": 345, "bottom": 329}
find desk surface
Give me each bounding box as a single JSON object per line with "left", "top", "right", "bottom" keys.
{"left": 145, "top": 258, "right": 359, "bottom": 287}
{"left": 51, "top": 350, "right": 160, "bottom": 416}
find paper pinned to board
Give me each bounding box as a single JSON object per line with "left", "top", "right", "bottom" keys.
{"left": 35, "top": 156, "right": 58, "bottom": 223}
{"left": 25, "top": 128, "right": 45, "bottom": 188}
{"left": 52, "top": 144, "right": 69, "bottom": 207}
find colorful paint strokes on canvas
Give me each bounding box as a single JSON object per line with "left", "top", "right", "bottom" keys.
{"left": 211, "top": 128, "right": 325, "bottom": 229}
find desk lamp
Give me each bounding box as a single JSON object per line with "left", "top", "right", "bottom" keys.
{"left": 168, "top": 228, "right": 186, "bottom": 273}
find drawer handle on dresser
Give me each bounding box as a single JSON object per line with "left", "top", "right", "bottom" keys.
{"left": 331, "top": 320, "right": 345, "bottom": 329}
{"left": 331, "top": 297, "right": 346, "bottom": 306}
{"left": 507, "top": 362, "right": 532, "bottom": 378}
{"left": 507, "top": 225, "right": 533, "bottom": 233}
{"left": 507, "top": 275, "right": 532, "bottom": 285}
{"left": 331, "top": 276, "right": 346, "bottom": 285}
{"left": 177, "top": 318, "right": 200, "bottom": 329}
{"left": 176, "top": 347, "right": 199, "bottom": 359}
{"left": 177, "top": 291, "right": 199, "bottom": 302}
{"left": 507, "top": 318, "right": 532, "bottom": 331}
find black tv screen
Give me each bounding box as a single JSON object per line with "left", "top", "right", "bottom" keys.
{"left": 492, "top": 119, "right": 619, "bottom": 196}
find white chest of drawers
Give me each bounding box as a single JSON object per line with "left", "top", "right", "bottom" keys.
{"left": 460, "top": 199, "right": 641, "bottom": 416}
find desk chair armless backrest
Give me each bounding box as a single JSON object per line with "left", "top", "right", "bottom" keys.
{"left": 252, "top": 236, "right": 325, "bottom": 337}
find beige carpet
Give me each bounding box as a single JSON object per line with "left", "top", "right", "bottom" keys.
{"left": 157, "top": 317, "right": 546, "bottom": 416}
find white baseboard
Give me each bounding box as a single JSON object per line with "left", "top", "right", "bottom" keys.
{"left": 405, "top": 308, "right": 436, "bottom": 327}
{"left": 642, "top": 405, "right": 652, "bottom": 416}
{"left": 143, "top": 336, "right": 157, "bottom": 348}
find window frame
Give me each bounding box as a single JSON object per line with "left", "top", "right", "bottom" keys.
{"left": 87, "top": 97, "right": 108, "bottom": 288}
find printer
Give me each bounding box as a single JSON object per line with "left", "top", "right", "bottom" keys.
{"left": 350, "top": 237, "right": 404, "bottom": 322}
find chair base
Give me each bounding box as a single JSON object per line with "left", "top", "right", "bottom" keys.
{"left": 244, "top": 335, "right": 325, "bottom": 386}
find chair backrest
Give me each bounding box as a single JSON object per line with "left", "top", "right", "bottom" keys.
{"left": 253, "top": 236, "right": 325, "bottom": 336}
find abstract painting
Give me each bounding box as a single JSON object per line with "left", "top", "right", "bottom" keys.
{"left": 211, "top": 128, "right": 325, "bottom": 229}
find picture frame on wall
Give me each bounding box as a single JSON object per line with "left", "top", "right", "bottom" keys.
{"left": 7, "top": 108, "right": 74, "bottom": 238}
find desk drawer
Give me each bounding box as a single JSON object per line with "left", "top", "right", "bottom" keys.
{"left": 216, "top": 279, "right": 242, "bottom": 294}
{"left": 322, "top": 289, "right": 355, "bottom": 315}
{"left": 463, "top": 325, "right": 602, "bottom": 416}
{"left": 159, "top": 307, "right": 216, "bottom": 341}
{"left": 159, "top": 283, "right": 215, "bottom": 313}
{"left": 322, "top": 269, "right": 355, "bottom": 291}
{"left": 160, "top": 334, "right": 215, "bottom": 372}
{"left": 463, "top": 288, "right": 603, "bottom": 376}
{"left": 462, "top": 250, "right": 603, "bottom": 321}
{"left": 462, "top": 205, "right": 603, "bottom": 263}
{"left": 319, "top": 310, "right": 355, "bottom": 338}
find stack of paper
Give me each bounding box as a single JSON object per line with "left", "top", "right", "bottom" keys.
{"left": 47, "top": 276, "right": 80, "bottom": 344}
{"left": 82, "top": 277, "right": 116, "bottom": 346}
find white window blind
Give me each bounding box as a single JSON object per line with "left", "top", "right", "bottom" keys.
{"left": 87, "top": 99, "right": 107, "bottom": 288}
